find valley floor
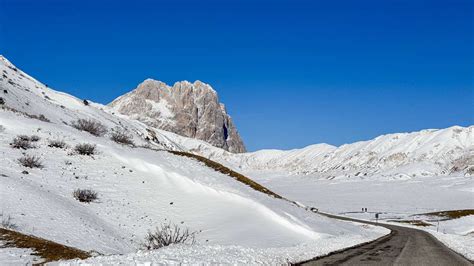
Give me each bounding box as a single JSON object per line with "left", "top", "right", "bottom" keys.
{"left": 248, "top": 171, "right": 474, "bottom": 260}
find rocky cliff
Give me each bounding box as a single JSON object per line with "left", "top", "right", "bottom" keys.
{"left": 109, "top": 79, "right": 246, "bottom": 153}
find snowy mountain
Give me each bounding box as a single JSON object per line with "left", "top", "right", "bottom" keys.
{"left": 0, "top": 56, "right": 387, "bottom": 263}
{"left": 166, "top": 124, "right": 473, "bottom": 180}
{"left": 109, "top": 78, "right": 246, "bottom": 153}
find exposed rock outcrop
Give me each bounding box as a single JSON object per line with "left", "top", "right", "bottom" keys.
{"left": 109, "top": 79, "right": 246, "bottom": 153}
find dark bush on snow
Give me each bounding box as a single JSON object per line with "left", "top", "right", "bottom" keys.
{"left": 10, "top": 135, "right": 36, "bottom": 149}
{"left": 143, "top": 222, "right": 198, "bottom": 250}
{"left": 36, "top": 114, "right": 50, "bottom": 122}
{"left": 110, "top": 128, "right": 134, "bottom": 146}
{"left": 48, "top": 139, "right": 67, "bottom": 148}
{"left": 74, "top": 143, "right": 96, "bottom": 155}
{"left": 73, "top": 189, "right": 98, "bottom": 203}
{"left": 29, "top": 135, "right": 40, "bottom": 142}
{"left": 18, "top": 154, "right": 43, "bottom": 168}
{"left": 71, "top": 119, "right": 107, "bottom": 137}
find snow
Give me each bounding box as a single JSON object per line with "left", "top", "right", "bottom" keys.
{"left": 58, "top": 229, "right": 387, "bottom": 265}
{"left": 245, "top": 171, "right": 474, "bottom": 261}
{"left": 145, "top": 99, "right": 174, "bottom": 119}
{"left": 0, "top": 56, "right": 388, "bottom": 264}
{"left": 0, "top": 241, "right": 43, "bottom": 265}
{"left": 251, "top": 173, "right": 474, "bottom": 215}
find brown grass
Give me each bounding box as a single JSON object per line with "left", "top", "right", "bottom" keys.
{"left": 168, "top": 151, "right": 283, "bottom": 199}
{"left": 389, "top": 220, "right": 432, "bottom": 227}
{"left": 421, "top": 209, "right": 474, "bottom": 220}
{"left": 0, "top": 228, "right": 91, "bottom": 264}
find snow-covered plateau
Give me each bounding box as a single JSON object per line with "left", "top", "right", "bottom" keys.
{"left": 0, "top": 54, "right": 472, "bottom": 264}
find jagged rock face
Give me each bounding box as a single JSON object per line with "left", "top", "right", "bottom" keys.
{"left": 109, "top": 79, "right": 246, "bottom": 153}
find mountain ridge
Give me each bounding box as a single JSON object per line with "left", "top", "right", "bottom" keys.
{"left": 109, "top": 78, "right": 246, "bottom": 153}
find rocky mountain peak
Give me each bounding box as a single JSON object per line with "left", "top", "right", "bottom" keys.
{"left": 109, "top": 79, "right": 246, "bottom": 153}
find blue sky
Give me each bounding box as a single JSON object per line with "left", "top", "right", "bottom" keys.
{"left": 0, "top": 0, "right": 472, "bottom": 151}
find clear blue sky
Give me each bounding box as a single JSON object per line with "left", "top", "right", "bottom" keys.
{"left": 1, "top": 0, "right": 472, "bottom": 151}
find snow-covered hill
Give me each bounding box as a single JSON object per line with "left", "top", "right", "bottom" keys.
{"left": 0, "top": 57, "right": 388, "bottom": 263}
{"left": 171, "top": 125, "right": 473, "bottom": 180}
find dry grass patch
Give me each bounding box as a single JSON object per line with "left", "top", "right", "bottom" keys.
{"left": 18, "top": 154, "right": 43, "bottom": 168}
{"left": 71, "top": 119, "right": 107, "bottom": 136}
{"left": 0, "top": 228, "right": 90, "bottom": 263}
{"left": 144, "top": 222, "right": 198, "bottom": 250}
{"left": 10, "top": 135, "right": 36, "bottom": 149}
{"left": 389, "top": 220, "right": 432, "bottom": 227}
{"left": 74, "top": 143, "right": 96, "bottom": 156}
{"left": 110, "top": 128, "right": 134, "bottom": 146}
{"left": 421, "top": 209, "right": 474, "bottom": 220}
{"left": 168, "top": 151, "right": 283, "bottom": 199}
{"left": 48, "top": 139, "right": 67, "bottom": 149}
{"left": 73, "top": 189, "right": 98, "bottom": 203}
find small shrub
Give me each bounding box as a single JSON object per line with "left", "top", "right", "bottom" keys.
{"left": 48, "top": 139, "right": 67, "bottom": 149}
{"left": 71, "top": 119, "right": 107, "bottom": 136}
{"left": 36, "top": 114, "right": 50, "bottom": 122}
{"left": 83, "top": 99, "right": 89, "bottom": 106}
{"left": 73, "top": 189, "right": 98, "bottom": 203}
{"left": 0, "top": 97, "right": 4, "bottom": 105}
{"left": 111, "top": 128, "right": 134, "bottom": 146}
{"left": 18, "top": 154, "right": 43, "bottom": 168}
{"left": 29, "top": 135, "right": 40, "bottom": 142}
{"left": 143, "top": 222, "right": 198, "bottom": 250}
{"left": 1, "top": 213, "right": 17, "bottom": 230}
{"left": 10, "top": 135, "right": 34, "bottom": 149}
{"left": 74, "top": 143, "right": 96, "bottom": 155}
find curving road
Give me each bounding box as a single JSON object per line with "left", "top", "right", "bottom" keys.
{"left": 298, "top": 213, "right": 472, "bottom": 265}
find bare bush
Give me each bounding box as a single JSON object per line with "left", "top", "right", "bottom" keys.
{"left": 18, "top": 154, "right": 43, "bottom": 168}
{"left": 29, "top": 135, "right": 40, "bottom": 142}
{"left": 10, "top": 135, "right": 34, "bottom": 149}
{"left": 111, "top": 128, "right": 134, "bottom": 146}
{"left": 71, "top": 119, "right": 107, "bottom": 136}
{"left": 74, "top": 143, "right": 96, "bottom": 155}
{"left": 1, "top": 213, "right": 17, "bottom": 230}
{"left": 0, "top": 105, "right": 50, "bottom": 122}
{"left": 73, "top": 189, "right": 98, "bottom": 203}
{"left": 143, "top": 222, "right": 198, "bottom": 250}
{"left": 48, "top": 139, "right": 67, "bottom": 149}
{"left": 36, "top": 114, "right": 50, "bottom": 122}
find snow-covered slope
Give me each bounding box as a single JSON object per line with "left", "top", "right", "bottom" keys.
{"left": 0, "top": 57, "right": 388, "bottom": 263}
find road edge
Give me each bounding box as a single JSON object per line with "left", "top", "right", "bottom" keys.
{"left": 292, "top": 229, "right": 395, "bottom": 265}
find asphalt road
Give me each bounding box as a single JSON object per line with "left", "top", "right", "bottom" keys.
{"left": 298, "top": 213, "right": 472, "bottom": 266}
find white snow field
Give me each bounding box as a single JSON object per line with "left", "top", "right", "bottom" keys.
{"left": 243, "top": 172, "right": 474, "bottom": 260}
{"left": 0, "top": 56, "right": 389, "bottom": 264}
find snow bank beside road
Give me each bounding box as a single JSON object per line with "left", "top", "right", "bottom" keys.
{"left": 58, "top": 225, "right": 388, "bottom": 265}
